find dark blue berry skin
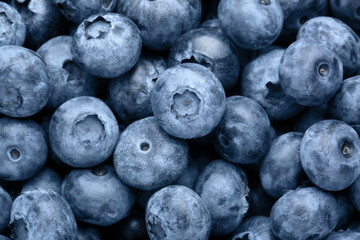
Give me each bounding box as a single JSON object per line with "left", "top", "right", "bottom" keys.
{"left": 49, "top": 96, "right": 119, "bottom": 168}
{"left": 0, "top": 2, "right": 26, "bottom": 46}
{"left": 260, "top": 132, "right": 303, "bottom": 199}
{"left": 325, "top": 231, "right": 360, "bottom": 240}
{"left": 145, "top": 185, "right": 211, "bottom": 240}
{"left": 53, "top": 0, "right": 118, "bottom": 24}
{"left": 0, "top": 236, "right": 9, "bottom": 240}
{"left": 279, "top": 39, "right": 343, "bottom": 106}
{"left": 330, "top": 0, "right": 360, "bottom": 33}
{"left": 200, "top": 18, "right": 221, "bottom": 30}
{"left": 76, "top": 223, "right": 101, "bottom": 240}
{"left": 62, "top": 165, "right": 134, "bottom": 226}
{"left": 329, "top": 76, "right": 360, "bottom": 125}
{"left": 247, "top": 176, "right": 276, "bottom": 217}
{"left": 21, "top": 167, "right": 62, "bottom": 194}
{"left": 0, "top": 46, "right": 50, "bottom": 118}
{"left": 218, "top": 0, "right": 284, "bottom": 50}
{"left": 0, "top": 117, "right": 47, "bottom": 181}
{"left": 151, "top": 63, "right": 226, "bottom": 139}
{"left": 334, "top": 192, "right": 355, "bottom": 230}
{"left": 0, "top": 186, "right": 12, "bottom": 233}
{"left": 270, "top": 187, "right": 339, "bottom": 240}
{"left": 232, "top": 216, "right": 277, "bottom": 240}
{"left": 300, "top": 120, "right": 360, "bottom": 191}
{"left": 241, "top": 48, "right": 303, "bottom": 121}
{"left": 116, "top": 0, "right": 202, "bottom": 51}
{"left": 293, "top": 104, "right": 328, "bottom": 132}
{"left": 168, "top": 28, "right": 240, "bottom": 91}
{"left": 10, "top": 189, "right": 77, "bottom": 240}
{"left": 195, "top": 160, "right": 249, "bottom": 236}
{"left": 174, "top": 157, "right": 200, "bottom": 189}
{"left": 113, "top": 117, "right": 188, "bottom": 191}
{"left": 114, "top": 207, "right": 149, "bottom": 240}
{"left": 211, "top": 96, "right": 271, "bottom": 164}
{"left": 297, "top": 16, "right": 360, "bottom": 76}
{"left": 72, "top": 13, "right": 142, "bottom": 78}
{"left": 37, "top": 35, "right": 99, "bottom": 110}
{"left": 11, "top": 0, "right": 64, "bottom": 49}
{"left": 108, "top": 53, "right": 167, "bottom": 124}
{"left": 349, "top": 175, "right": 360, "bottom": 212}
{"left": 277, "top": 0, "right": 328, "bottom": 44}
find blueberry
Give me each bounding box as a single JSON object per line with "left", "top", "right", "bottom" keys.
{"left": 211, "top": 95, "right": 271, "bottom": 164}
{"left": 334, "top": 192, "right": 355, "bottom": 230}
{"left": 151, "top": 63, "right": 226, "bottom": 139}
{"left": 107, "top": 53, "right": 167, "bottom": 124}
{"left": 145, "top": 185, "right": 211, "bottom": 240}
{"left": 21, "top": 167, "right": 62, "bottom": 194}
{"left": 0, "top": 46, "right": 51, "bottom": 118}
{"left": 232, "top": 216, "right": 277, "bottom": 240}
{"left": 0, "top": 186, "right": 12, "bottom": 233}
{"left": 297, "top": 16, "right": 360, "bottom": 75}
{"left": 300, "top": 120, "right": 360, "bottom": 191}
{"left": 279, "top": 39, "right": 343, "bottom": 106}
{"left": 10, "top": 189, "right": 77, "bottom": 240}
{"left": 195, "top": 159, "right": 249, "bottom": 236}
{"left": 0, "top": 2, "right": 26, "bottom": 46}
{"left": 62, "top": 165, "right": 134, "bottom": 226}
{"left": 0, "top": 117, "right": 47, "bottom": 181}
{"left": 218, "top": 0, "right": 284, "bottom": 50}
{"left": 324, "top": 231, "right": 360, "bottom": 240}
{"left": 330, "top": 0, "right": 360, "bottom": 33}
{"left": 54, "top": 0, "right": 118, "bottom": 24}
{"left": 116, "top": 0, "right": 202, "bottom": 51}
{"left": 37, "top": 35, "right": 99, "bottom": 110}
{"left": 270, "top": 187, "right": 338, "bottom": 240}
{"left": 241, "top": 48, "right": 303, "bottom": 121}
{"left": 168, "top": 27, "right": 240, "bottom": 91}
{"left": 49, "top": 96, "right": 119, "bottom": 168}
{"left": 329, "top": 76, "right": 360, "bottom": 125}
{"left": 76, "top": 223, "right": 101, "bottom": 240}
{"left": 260, "top": 132, "right": 303, "bottom": 199}
{"left": 72, "top": 13, "right": 142, "bottom": 78}
{"left": 113, "top": 116, "right": 188, "bottom": 191}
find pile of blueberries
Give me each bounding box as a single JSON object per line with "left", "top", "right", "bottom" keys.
{"left": 2, "top": 0, "right": 360, "bottom": 239}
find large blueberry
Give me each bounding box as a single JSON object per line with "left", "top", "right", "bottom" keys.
{"left": 329, "top": 76, "right": 360, "bottom": 125}
{"left": 0, "top": 117, "right": 47, "bottom": 181}
{"left": 277, "top": 0, "right": 328, "bottom": 44}
{"left": 297, "top": 16, "right": 360, "bottom": 75}
{"left": 151, "top": 63, "right": 225, "bottom": 139}
{"left": 195, "top": 160, "right": 249, "bottom": 236}
{"left": 49, "top": 96, "right": 119, "bottom": 168}
{"left": 232, "top": 216, "right": 277, "bottom": 240}
{"left": 300, "top": 120, "right": 360, "bottom": 191}
{"left": 145, "top": 185, "right": 211, "bottom": 240}
{"left": 260, "top": 132, "right": 303, "bottom": 199}
{"left": 330, "top": 0, "right": 360, "bottom": 33}
{"left": 37, "top": 35, "right": 99, "bottom": 110}
{"left": 0, "top": 186, "right": 12, "bottom": 233}
{"left": 0, "top": 46, "right": 50, "bottom": 118}
{"left": 10, "top": 189, "right": 77, "bottom": 239}
{"left": 116, "top": 0, "right": 202, "bottom": 51}
{"left": 113, "top": 117, "right": 188, "bottom": 191}
{"left": 325, "top": 231, "right": 360, "bottom": 240}
{"left": 62, "top": 165, "right": 134, "bottom": 226}
{"left": 54, "top": 0, "right": 117, "bottom": 24}
{"left": 241, "top": 48, "right": 303, "bottom": 121}
{"left": 211, "top": 96, "right": 271, "bottom": 164}
{"left": 218, "top": 0, "right": 284, "bottom": 50}
{"left": 279, "top": 39, "right": 343, "bottom": 106}
{"left": 72, "top": 13, "right": 142, "bottom": 78}
{"left": 107, "top": 53, "right": 167, "bottom": 124}
{"left": 0, "top": 2, "right": 26, "bottom": 46}
{"left": 270, "top": 187, "right": 338, "bottom": 240}
{"left": 21, "top": 167, "right": 62, "bottom": 194}
{"left": 168, "top": 28, "right": 240, "bottom": 91}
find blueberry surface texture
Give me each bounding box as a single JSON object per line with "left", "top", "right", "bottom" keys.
{"left": 145, "top": 185, "right": 211, "bottom": 240}
{"left": 0, "top": 2, "right": 26, "bottom": 46}
{"left": 49, "top": 96, "right": 119, "bottom": 168}
{"left": 21, "top": 167, "right": 62, "bottom": 194}
{"left": 211, "top": 95, "right": 271, "bottom": 164}
{"left": 113, "top": 116, "right": 188, "bottom": 191}
{"left": 151, "top": 63, "right": 226, "bottom": 139}
{"left": 72, "top": 13, "right": 142, "bottom": 78}
{"left": 0, "top": 186, "right": 12, "bottom": 233}
{"left": 0, "top": 117, "right": 47, "bottom": 181}
{"left": 330, "top": 0, "right": 360, "bottom": 35}
{"left": 218, "top": 0, "right": 284, "bottom": 50}
{"left": 300, "top": 120, "right": 360, "bottom": 191}
{"left": 324, "top": 231, "right": 360, "bottom": 240}
{"left": 0, "top": 45, "right": 51, "bottom": 118}
{"left": 232, "top": 216, "right": 277, "bottom": 240}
